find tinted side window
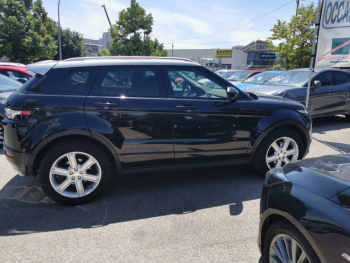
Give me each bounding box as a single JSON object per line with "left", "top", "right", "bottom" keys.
{"left": 24, "top": 67, "right": 99, "bottom": 95}
{"left": 334, "top": 72, "right": 350, "bottom": 85}
{"left": 314, "top": 72, "right": 333, "bottom": 86}
{"left": 95, "top": 67, "right": 160, "bottom": 97}
{"left": 165, "top": 67, "right": 227, "bottom": 99}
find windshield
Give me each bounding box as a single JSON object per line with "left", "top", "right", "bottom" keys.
{"left": 215, "top": 71, "right": 226, "bottom": 76}
{"left": 0, "top": 74, "right": 22, "bottom": 92}
{"left": 267, "top": 71, "right": 312, "bottom": 87}
{"left": 228, "top": 71, "right": 251, "bottom": 81}
{"left": 243, "top": 72, "right": 282, "bottom": 84}
{"left": 221, "top": 71, "right": 238, "bottom": 79}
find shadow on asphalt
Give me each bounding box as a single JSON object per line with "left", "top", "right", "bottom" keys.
{"left": 0, "top": 164, "right": 264, "bottom": 236}
{"left": 312, "top": 115, "right": 350, "bottom": 134}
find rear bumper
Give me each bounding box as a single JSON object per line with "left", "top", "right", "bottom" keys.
{"left": 3, "top": 143, "right": 35, "bottom": 177}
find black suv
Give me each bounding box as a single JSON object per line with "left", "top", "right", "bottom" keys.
{"left": 2, "top": 57, "right": 312, "bottom": 205}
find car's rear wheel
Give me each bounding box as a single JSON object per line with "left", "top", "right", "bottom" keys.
{"left": 253, "top": 128, "right": 304, "bottom": 175}
{"left": 264, "top": 221, "right": 320, "bottom": 263}
{"left": 39, "top": 141, "right": 111, "bottom": 205}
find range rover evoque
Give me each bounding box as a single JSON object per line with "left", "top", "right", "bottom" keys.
{"left": 2, "top": 57, "right": 312, "bottom": 205}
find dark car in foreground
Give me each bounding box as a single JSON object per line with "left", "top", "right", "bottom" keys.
{"left": 3, "top": 57, "right": 311, "bottom": 205}
{"left": 243, "top": 68, "right": 350, "bottom": 120}
{"left": 259, "top": 155, "right": 350, "bottom": 263}
{"left": 0, "top": 74, "right": 22, "bottom": 148}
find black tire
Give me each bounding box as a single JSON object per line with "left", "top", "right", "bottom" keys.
{"left": 253, "top": 128, "right": 304, "bottom": 176}
{"left": 263, "top": 220, "right": 320, "bottom": 263}
{"left": 39, "top": 141, "right": 111, "bottom": 205}
{"left": 345, "top": 114, "right": 350, "bottom": 122}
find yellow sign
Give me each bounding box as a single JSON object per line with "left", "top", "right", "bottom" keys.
{"left": 216, "top": 49, "right": 232, "bottom": 58}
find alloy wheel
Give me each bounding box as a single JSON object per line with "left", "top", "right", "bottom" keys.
{"left": 49, "top": 152, "right": 102, "bottom": 198}
{"left": 269, "top": 234, "right": 310, "bottom": 263}
{"left": 266, "top": 137, "right": 299, "bottom": 169}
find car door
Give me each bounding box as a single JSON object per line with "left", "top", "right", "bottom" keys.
{"left": 163, "top": 66, "right": 254, "bottom": 164}
{"left": 309, "top": 71, "right": 337, "bottom": 117}
{"left": 85, "top": 66, "right": 174, "bottom": 169}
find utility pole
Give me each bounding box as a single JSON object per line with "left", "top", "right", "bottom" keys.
{"left": 101, "top": 5, "right": 112, "bottom": 28}
{"left": 58, "top": 0, "right": 62, "bottom": 60}
{"left": 296, "top": 0, "right": 300, "bottom": 16}
{"left": 172, "top": 42, "right": 174, "bottom": 57}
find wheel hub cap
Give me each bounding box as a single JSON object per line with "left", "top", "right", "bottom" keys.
{"left": 49, "top": 152, "right": 102, "bottom": 198}
{"left": 266, "top": 137, "right": 299, "bottom": 170}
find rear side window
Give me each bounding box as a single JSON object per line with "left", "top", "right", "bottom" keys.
{"left": 92, "top": 67, "right": 161, "bottom": 97}
{"left": 334, "top": 72, "right": 350, "bottom": 85}
{"left": 20, "top": 67, "right": 99, "bottom": 95}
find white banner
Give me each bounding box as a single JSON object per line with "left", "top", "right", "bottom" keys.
{"left": 315, "top": 0, "right": 350, "bottom": 68}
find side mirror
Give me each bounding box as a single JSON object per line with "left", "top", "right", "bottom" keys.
{"left": 311, "top": 80, "right": 322, "bottom": 90}
{"left": 226, "top": 86, "right": 239, "bottom": 101}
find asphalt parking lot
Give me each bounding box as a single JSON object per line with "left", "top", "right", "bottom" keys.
{"left": 0, "top": 115, "right": 350, "bottom": 263}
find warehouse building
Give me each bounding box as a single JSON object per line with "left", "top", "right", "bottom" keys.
{"left": 168, "top": 40, "right": 277, "bottom": 70}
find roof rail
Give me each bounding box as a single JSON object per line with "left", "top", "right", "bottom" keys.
{"left": 63, "top": 56, "right": 196, "bottom": 63}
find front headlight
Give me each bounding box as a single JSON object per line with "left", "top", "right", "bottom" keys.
{"left": 271, "top": 90, "right": 288, "bottom": 97}
{"left": 265, "top": 168, "right": 289, "bottom": 187}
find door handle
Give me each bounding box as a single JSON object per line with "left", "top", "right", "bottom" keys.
{"left": 176, "top": 105, "right": 197, "bottom": 111}
{"left": 329, "top": 89, "right": 335, "bottom": 93}
{"left": 93, "top": 102, "right": 118, "bottom": 108}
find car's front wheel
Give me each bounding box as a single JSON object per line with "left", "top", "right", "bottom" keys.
{"left": 39, "top": 141, "right": 111, "bottom": 205}
{"left": 264, "top": 221, "right": 320, "bottom": 263}
{"left": 253, "top": 128, "right": 304, "bottom": 175}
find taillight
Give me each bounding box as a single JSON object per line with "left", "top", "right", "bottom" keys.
{"left": 5, "top": 108, "right": 32, "bottom": 120}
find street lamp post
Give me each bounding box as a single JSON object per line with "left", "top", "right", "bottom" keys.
{"left": 168, "top": 42, "right": 174, "bottom": 57}
{"left": 58, "top": 0, "right": 62, "bottom": 60}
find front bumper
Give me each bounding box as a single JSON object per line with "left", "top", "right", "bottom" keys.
{"left": 3, "top": 143, "right": 34, "bottom": 177}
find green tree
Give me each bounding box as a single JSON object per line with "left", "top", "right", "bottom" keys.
{"left": 98, "top": 48, "right": 110, "bottom": 56}
{"left": 54, "top": 27, "right": 88, "bottom": 60}
{"left": 109, "top": 0, "right": 167, "bottom": 57}
{"left": 0, "top": 0, "right": 57, "bottom": 64}
{"left": 267, "top": 3, "right": 316, "bottom": 69}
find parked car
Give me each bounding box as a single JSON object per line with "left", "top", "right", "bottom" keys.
{"left": 235, "top": 71, "right": 283, "bottom": 90}
{"left": 243, "top": 68, "right": 350, "bottom": 119}
{"left": 0, "top": 74, "right": 22, "bottom": 148}
{"left": 215, "top": 70, "right": 240, "bottom": 80}
{"left": 0, "top": 65, "right": 34, "bottom": 83}
{"left": 3, "top": 57, "right": 311, "bottom": 205}
{"left": 259, "top": 154, "right": 350, "bottom": 263}
{"left": 227, "top": 70, "right": 263, "bottom": 85}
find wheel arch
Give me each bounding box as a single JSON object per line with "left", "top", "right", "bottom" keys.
{"left": 30, "top": 132, "right": 121, "bottom": 177}
{"left": 250, "top": 118, "right": 310, "bottom": 161}
{"left": 260, "top": 210, "right": 326, "bottom": 262}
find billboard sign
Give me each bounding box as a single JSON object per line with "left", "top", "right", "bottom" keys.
{"left": 216, "top": 49, "right": 232, "bottom": 58}
{"left": 260, "top": 52, "right": 276, "bottom": 59}
{"left": 85, "top": 44, "right": 99, "bottom": 54}
{"left": 316, "top": 0, "right": 350, "bottom": 67}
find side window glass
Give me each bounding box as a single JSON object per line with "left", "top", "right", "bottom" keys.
{"left": 166, "top": 68, "right": 226, "bottom": 99}
{"left": 30, "top": 68, "right": 98, "bottom": 95}
{"left": 334, "top": 72, "right": 350, "bottom": 85}
{"left": 98, "top": 67, "right": 160, "bottom": 97}
{"left": 57, "top": 70, "right": 91, "bottom": 93}
{"left": 314, "top": 72, "right": 333, "bottom": 86}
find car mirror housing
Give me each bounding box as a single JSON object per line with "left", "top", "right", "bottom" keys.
{"left": 226, "top": 86, "right": 239, "bottom": 101}
{"left": 311, "top": 80, "right": 322, "bottom": 90}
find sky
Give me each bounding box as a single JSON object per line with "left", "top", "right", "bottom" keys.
{"left": 41, "top": 0, "right": 319, "bottom": 50}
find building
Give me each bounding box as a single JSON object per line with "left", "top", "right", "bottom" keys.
{"left": 83, "top": 32, "right": 111, "bottom": 57}
{"left": 83, "top": 38, "right": 103, "bottom": 57}
{"left": 167, "top": 47, "right": 248, "bottom": 70}
{"left": 99, "top": 32, "right": 112, "bottom": 50}
{"left": 242, "top": 40, "right": 277, "bottom": 69}
{"left": 167, "top": 40, "right": 277, "bottom": 70}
